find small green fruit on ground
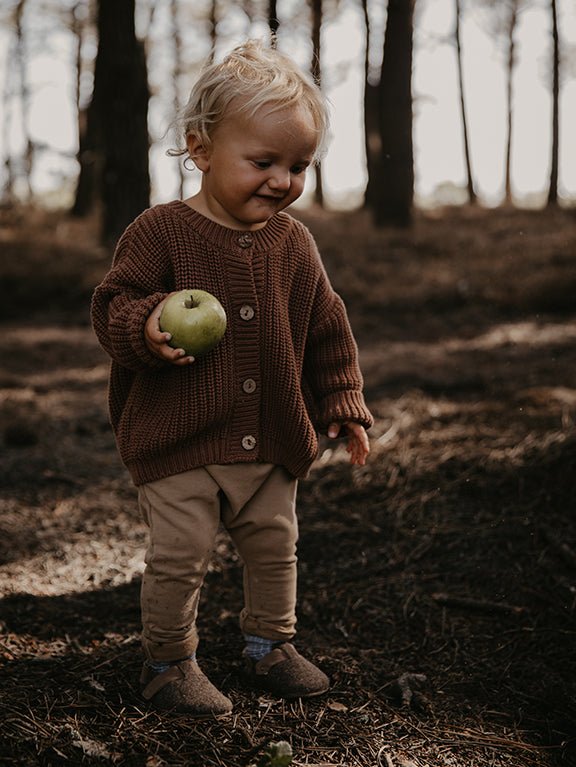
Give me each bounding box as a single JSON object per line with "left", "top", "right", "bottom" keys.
{"left": 159, "top": 289, "right": 227, "bottom": 357}
{"left": 254, "top": 741, "right": 293, "bottom": 767}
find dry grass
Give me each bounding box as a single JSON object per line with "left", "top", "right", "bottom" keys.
{"left": 1, "top": 204, "right": 576, "bottom": 766}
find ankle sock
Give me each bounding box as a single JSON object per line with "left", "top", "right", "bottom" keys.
{"left": 147, "top": 652, "right": 196, "bottom": 674}
{"left": 243, "top": 633, "right": 283, "bottom": 662}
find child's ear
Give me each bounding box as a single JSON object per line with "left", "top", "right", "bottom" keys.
{"left": 186, "top": 134, "right": 210, "bottom": 171}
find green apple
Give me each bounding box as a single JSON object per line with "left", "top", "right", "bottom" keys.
{"left": 159, "top": 289, "right": 227, "bottom": 357}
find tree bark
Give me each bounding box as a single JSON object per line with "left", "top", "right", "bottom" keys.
{"left": 547, "top": 0, "right": 559, "bottom": 206}
{"left": 94, "top": 0, "right": 150, "bottom": 245}
{"left": 170, "top": 0, "right": 184, "bottom": 201}
{"left": 71, "top": 1, "right": 97, "bottom": 217}
{"left": 268, "top": 0, "right": 279, "bottom": 39}
{"left": 15, "top": 0, "right": 33, "bottom": 201}
{"left": 455, "top": 0, "right": 476, "bottom": 204}
{"left": 503, "top": 1, "right": 518, "bottom": 204}
{"left": 361, "top": 0, "right": 379, "bottom": 209}
{"left": 209, "top": 0, "right": 217, "bottom": 59}
{"left": 373, "top": 0, "right": 414, "bottom": 227}
{"left": 310, "top": 0, "right": 324, "bottom": 207}
{"left": 1, "top": 23, "right": 17, "bottom": 203}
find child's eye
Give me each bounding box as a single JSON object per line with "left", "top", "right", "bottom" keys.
{"left": 291, "top": 165, "right": 308, "bottom": 175}
{"left": 254, "top": 161, "right": 271, "bottom": 169}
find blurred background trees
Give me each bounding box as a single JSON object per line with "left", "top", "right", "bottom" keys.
{"left": 372, "top": 0, "right": 415, "bottom": 227}
{"left": 72, "top": 0, "right": 149, "bottom": 245}
{"left": 0, "top": 0, "right": 574, "bottom": 243}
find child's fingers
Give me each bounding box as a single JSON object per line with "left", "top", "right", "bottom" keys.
{"left": 144, "top": 296, "right": 194, "bottom": 364}
{"left": 345, "top": 424, "right": 370, "bottom": 465}
{"left": 155, "top": 340, "right": 194, "bottom": 365}
{"left": 328, "top": 422, "right": 370, "bottom": 465}
{"left": 327, "top": 423, "right": 341, "bottom": 439}
{"left": 170, "top": 350, "right": 195, "bottom": 365}
{"left": 349, "top": 442, "right": 365, "bottom": 465}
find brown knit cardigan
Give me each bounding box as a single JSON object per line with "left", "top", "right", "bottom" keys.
{"left": 91, "top": 200, "right": 373, "bottom": 485}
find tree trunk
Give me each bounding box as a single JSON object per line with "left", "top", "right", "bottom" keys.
{"left": 310, "top": 0, "right": 324, "bottom": 207}
{"left": 95, "top": 0, "right": 150, "bottom": 245}
{"left": 1, "top": 27, "right": 17, "bottom": 204}
{"left": 71, "top": 100, "right": 100, "bottom": 217}
{"left": 547, "top": 0, "right": 559, "bottom": 206}
{"left": 373, "top": 0, "right": 414, "bottom": 227}
{"left": 71, "top": 1, "right": 97, "bottom": 217}
{"left": 361, "top": 0, "right": 379, "bottom": 209}
{"left": 170, "top": 0, "right": 184, "bottom": 200}
{"left": 209, "top": 0, "right": 217, "bottom": 59}
{"left": 15, "top": 0, "right": 33, "bottom": 201}
{"left": 504, "top": 0, "right": 518, "bottom": 205}
{"left": 268, "top": 0, "right": 279, "bottom": 39}
{"left": 455, "top": 0, "right": 476, "bottom": 204}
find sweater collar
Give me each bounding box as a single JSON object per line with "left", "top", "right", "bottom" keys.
{"left": 168, "top": 199, "right": 293, "bottom": 254}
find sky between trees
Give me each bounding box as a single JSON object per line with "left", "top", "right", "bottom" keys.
{"left": 1, "top": 0, "right": 575, "bottom": 212}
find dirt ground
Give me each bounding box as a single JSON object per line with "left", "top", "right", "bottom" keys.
{"left": 1, "top": 203, "right": 576, "bottom": 767}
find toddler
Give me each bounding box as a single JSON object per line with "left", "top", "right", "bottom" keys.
{"left": 91, "top": 39, "right": 373, "bottom": 717}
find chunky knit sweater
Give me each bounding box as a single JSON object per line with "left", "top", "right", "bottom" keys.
{"left": 91, "top": 200, "right": 373, "bottom": 485}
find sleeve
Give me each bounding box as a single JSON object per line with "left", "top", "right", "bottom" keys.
{"left": 90, "top": 209, "right": 172, "bottom": 372}
{"left": 302, "top": 241, "right": 373, "bottom": 433}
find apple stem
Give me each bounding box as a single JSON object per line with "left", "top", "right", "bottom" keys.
{"left": 184, "top": 295, "right": 196, "bottom": 309}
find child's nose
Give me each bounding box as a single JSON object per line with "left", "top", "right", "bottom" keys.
{"left": 268, "top": 168, "right": 291, "bottom": 191}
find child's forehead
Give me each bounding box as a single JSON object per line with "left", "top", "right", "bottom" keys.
{"left": 226, "top": 99, "right": 317, "bottom": 133}
{"left": 246, "top": 97, "right": 302, "bottom": 116}
{"left": 220, "top": 105, "right": 318, "bottom": 150}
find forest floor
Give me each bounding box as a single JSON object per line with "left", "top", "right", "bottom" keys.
{"left": 1, "top": 202, "right": 576, "bottom": 767}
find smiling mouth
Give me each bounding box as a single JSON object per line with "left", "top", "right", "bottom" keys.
{"left": 255, "top": 194, "right": 285, "bottom": 202}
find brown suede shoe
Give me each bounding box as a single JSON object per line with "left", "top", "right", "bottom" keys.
{"left": 140, "top": 660, "right": 232, "bottom": 717}
{"left": 245, "top": 643, "right": 330, "bottom": 699}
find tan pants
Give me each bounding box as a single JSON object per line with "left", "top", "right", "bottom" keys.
{"left": 137, "top": 463, "right": 299, "bottom": 662}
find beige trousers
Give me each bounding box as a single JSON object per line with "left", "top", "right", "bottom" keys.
{"left": 137, "top": 463, "right": 299, "bottom": 662}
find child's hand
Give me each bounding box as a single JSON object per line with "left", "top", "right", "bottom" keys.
{"left": 327, "top": 422, "right": 370, "bottom": 466}
{"left": 145, "top": 295, "right": 195, "bottom": 365}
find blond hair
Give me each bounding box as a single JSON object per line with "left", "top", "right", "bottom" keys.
{"left": 169, "top": 39, "right": 330, "bottom": 164}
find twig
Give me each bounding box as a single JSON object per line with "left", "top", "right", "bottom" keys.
{"left": 541, "top": 527, "right": 576, "bottom": 568}
{"left": 431, "top": 592, "right": 526, "bottom": 615}
{"left": 395, "top": 672, "right": 428, "bottom": 708}
{"left": 376, "top": 747, "right": 394, "bottom": 767}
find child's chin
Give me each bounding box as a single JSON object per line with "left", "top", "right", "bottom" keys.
{"left": 255, "top": 199, "right": 285, "bottom": 215}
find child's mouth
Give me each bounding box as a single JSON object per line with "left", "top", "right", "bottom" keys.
{"left": 255, "top": 194, "right": 284, "bottom": 202}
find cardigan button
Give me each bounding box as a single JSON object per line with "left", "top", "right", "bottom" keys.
{"left": 241, "top": 435, "right": 257, "bottom": 451}
{"left": 242, "top": 378, "right": 257, "bottom": 394}
{"left": 239, "top": 304, "right": 255, "bottom": 321}
{"left": 237, "top": 233, "right": 253, "bottom": 248}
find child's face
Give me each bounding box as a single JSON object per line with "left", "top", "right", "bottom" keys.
{"left": 188, "top": 103, "right": 319, "bottom": 230}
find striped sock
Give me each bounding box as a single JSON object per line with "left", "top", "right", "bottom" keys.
{"left": 243, "top": 634, "right": 282, "bottom": 661}
{"left": 147, "top": 653, "right": 196, "bottom": 674}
